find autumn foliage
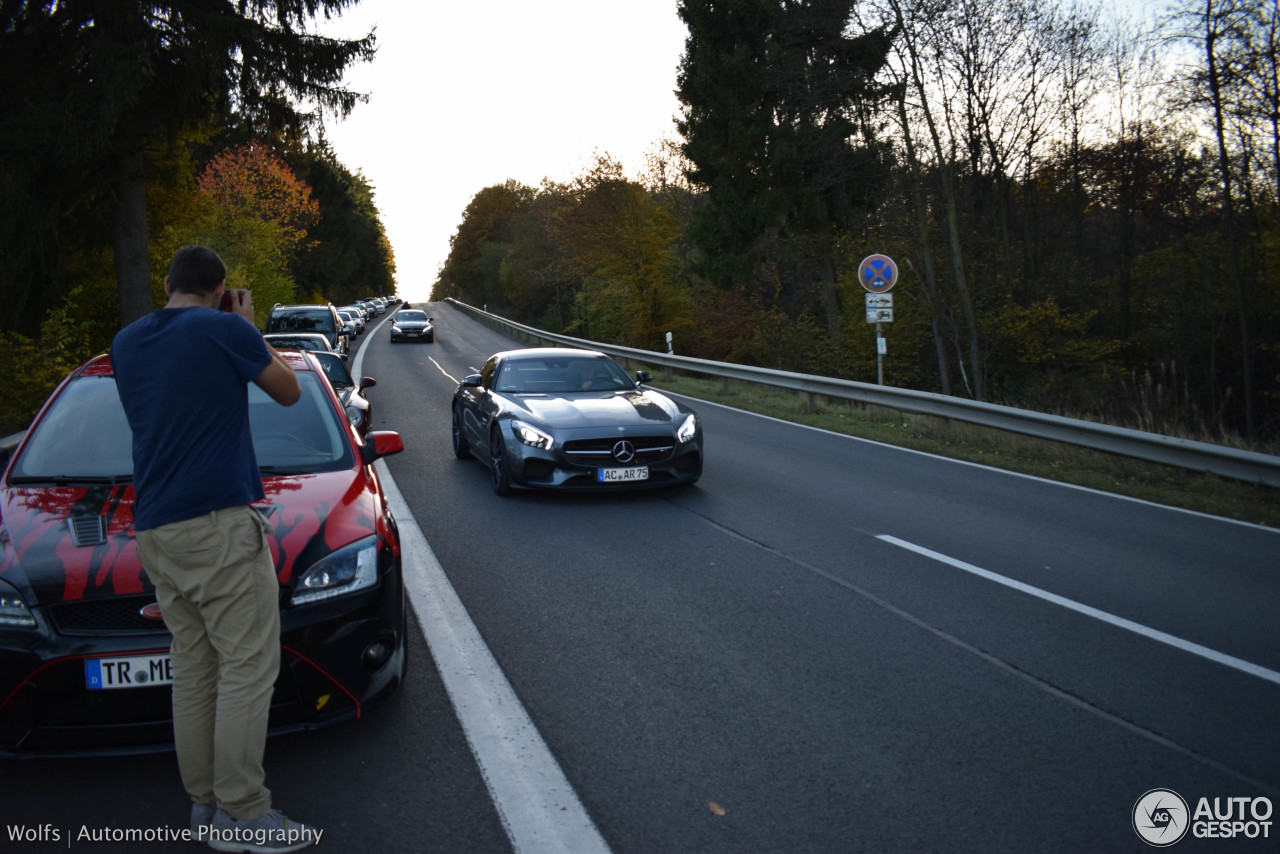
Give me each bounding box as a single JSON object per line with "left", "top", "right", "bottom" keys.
{"left": 198, "top": 143, "right": 320, "bottom": 256}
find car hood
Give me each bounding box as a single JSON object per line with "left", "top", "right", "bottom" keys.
{"left": 0, "top": 471, "right": 381, "bottom": 607}
{"left": 511, "top": 390, "right": 681, "bottom": 429}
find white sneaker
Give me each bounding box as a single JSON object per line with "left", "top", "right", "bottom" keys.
{"left": 190, "top": 803, "right": 216, "bottom": 836}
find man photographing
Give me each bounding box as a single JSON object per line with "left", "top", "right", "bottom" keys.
{"left": 112, "top": 245, "right": 319, "bottom": 853}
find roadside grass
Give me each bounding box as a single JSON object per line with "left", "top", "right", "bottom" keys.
{"left": 644, "top": 370, "right": 1280, "bottom": 529}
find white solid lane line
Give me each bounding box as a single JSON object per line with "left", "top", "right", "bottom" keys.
{"left": 353, "top": 315, "right": 610, "bottom": 854}
{"left": 377, "top": 465, "right": 611, "bottom": 854}
{"left": 878, "top": 534, "right": 1280, "bottom": 687}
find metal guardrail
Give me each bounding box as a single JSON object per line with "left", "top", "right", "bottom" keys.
{"left": 446, "top": 299, "right": 1280, "bottom": 488}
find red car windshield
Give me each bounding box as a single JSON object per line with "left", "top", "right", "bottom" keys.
{"left": 9, "top": 372, "right": 353, "bottom": 482}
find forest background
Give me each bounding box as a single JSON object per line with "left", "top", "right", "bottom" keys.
{"left": 435, "top": 0, "right": 1279, "bottom": 448}
{"left": 2, "top": 0, "right": 1278, "bottom": 449}
{"left": 0, "top": 1, "right": 395, "bottom": 435}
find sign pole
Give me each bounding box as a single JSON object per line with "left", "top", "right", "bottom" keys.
{"left": 876, "top": 323, "right": 884, "bottom": 385}
{"left": 859, "top": 254, "right": 898, "bottom": 387}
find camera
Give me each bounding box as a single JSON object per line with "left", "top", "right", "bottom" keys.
{"left": 220, "top": 291, "right": 235, "bottom": 312}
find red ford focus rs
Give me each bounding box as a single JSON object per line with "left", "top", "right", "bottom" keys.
{"left": 0, "top": 351, "right": 407, "bottom": 755}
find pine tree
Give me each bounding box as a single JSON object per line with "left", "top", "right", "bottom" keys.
{"left": 676, "top": 0, "right": 895, "bottom": 338}
{"left": 0, "top": 1, "right": 374, "bottom": 329}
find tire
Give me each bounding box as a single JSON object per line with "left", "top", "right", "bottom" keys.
{"left": 451, "top": 406, "right": 471, "bottom": 459}
{"left": 489, "top": 425, "right": 512, "bottom": 496}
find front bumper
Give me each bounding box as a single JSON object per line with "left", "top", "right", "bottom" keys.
{"left": 0, "top": 559, "right": 405, "bottom": 757}
{"left": 500, "top": 425, "right": 703, "bottom": 491}
{"left": 389, "top": 328, "right": 433, "bottom": 342}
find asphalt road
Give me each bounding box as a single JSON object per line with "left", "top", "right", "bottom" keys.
{"left": 3, "top": 302, "right": 1277, "bottom": 853}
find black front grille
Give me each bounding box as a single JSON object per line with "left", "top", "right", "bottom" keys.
{"left": 49, "top": 596, "right": 169, "bottom": 636}
{"left": 563, "top": 435, "right": 675, "bottom": 467}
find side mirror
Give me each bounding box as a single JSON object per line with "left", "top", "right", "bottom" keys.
{"left": 360, "top": 377, "right": 377, "bottom": 390}
{"left": 462, "top": 374, "right": 483, "bottom": 388}
{"left": 636, "top": 371, "right": 652, "bottom": 384}
{"left": 360, "top": 431, "right": 404, "bottom": 465}
{"left": 339, "top": 353, "right": 349, "bottom": 362}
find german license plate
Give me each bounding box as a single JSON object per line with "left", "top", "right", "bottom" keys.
{"left": 85, "top": 654, "right": 173, "bottom": 690}
{"left": 597, "top": 466, "right": 648, "bottom": 483}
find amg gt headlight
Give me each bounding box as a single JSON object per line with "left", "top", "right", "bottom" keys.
{"left": 290, "top": 535, "right": 378, "bottom": 605}
{"left": 345, "top": 405, "right": 362, "bottom": 426}
{"left": 0, "top": 578, "right": 36, "bottom": 629}
{"left": 677, "top": 413, "right": 699, "bottom": 444}
{"left": 512, "top": 419, "right": 553, "bottom": 450}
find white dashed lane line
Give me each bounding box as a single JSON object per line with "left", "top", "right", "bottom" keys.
{"left": 879, "top": 534, "right": 1280, "bottom": 686}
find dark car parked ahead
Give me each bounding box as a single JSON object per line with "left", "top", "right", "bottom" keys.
{"left": 265, "top": 304, "right": 350, "bottom": 355}
{"left": 263, "top": 332, "right": 337, "bottom": 356}
{"left": 0, "top": 351, "right": 407, "bottom": 755}
{"left": 312, "top": 350, "right": 375, "bottom": 438}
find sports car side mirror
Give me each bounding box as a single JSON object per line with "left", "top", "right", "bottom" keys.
{"left": 360, "top": 377, "right": 377, "bottom": 390}
{"left": 360, "top": 431, "right": 404, "bottom": 465}
{"left": 462, "top": 374, "right": 483, "bottom": 388}
{"left": 636, "top": 371, "right": 652, "bottom": 384}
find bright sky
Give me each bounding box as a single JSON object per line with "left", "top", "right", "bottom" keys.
{"left": 318, "top": 1, "right": 688, "bottom": 302}
{"left": 317, "top": 0, "right": 1159, "bottom": 303}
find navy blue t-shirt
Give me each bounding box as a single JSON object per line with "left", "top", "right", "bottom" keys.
{"left": 111, "top": 306, "right": 272, "bottom": 532}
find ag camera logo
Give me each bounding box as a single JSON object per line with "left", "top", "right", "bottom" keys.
{"left": 1134, "top": 789, "right": 1190, "bottom": 847}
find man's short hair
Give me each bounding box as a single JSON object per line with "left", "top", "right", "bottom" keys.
{"left": 167, "top": 245, "right": 227, "bottom": 295}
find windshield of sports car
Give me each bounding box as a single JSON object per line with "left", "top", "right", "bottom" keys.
{"left": 493, "top": 356, "right": 635, "bottom": 394}
{"left": 9, "top": 372, "right": 353, "bottom": 482}
{"left": 395, "top": 311, "right": 428, "bottom": 323}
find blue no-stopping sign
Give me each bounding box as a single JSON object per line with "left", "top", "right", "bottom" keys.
{"left": 858, "top": 254, "right": 898, "bottom": 293}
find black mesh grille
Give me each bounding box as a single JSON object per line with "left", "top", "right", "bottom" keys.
{"left": 49, "top": 596, "right": 169, "bottom": 636}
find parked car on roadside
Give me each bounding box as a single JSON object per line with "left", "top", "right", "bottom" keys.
{"left": 263, "top": 332, "right": 337, "bottom": 356}
{"left": 0, "top": 351, "right": 407, "bottom": 755}
{"left": 312, "top": 350, "right": 375, "bottom": 438}
{"left": 336, "top": 309, "right": 363, "bottom": 337}
{"left": 265, "top": 304, "right": 350, "bottom": 355}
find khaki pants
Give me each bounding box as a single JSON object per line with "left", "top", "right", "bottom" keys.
{"left": 136, "top": 505, "right": 279, "bottom": 821}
